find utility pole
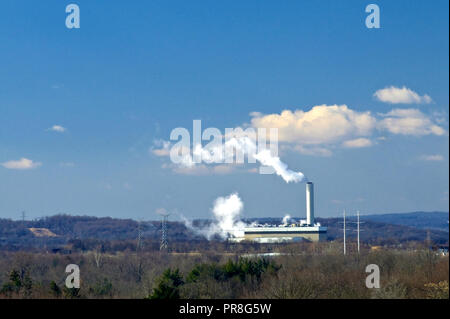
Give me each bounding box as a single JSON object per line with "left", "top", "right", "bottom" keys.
{"left": 426, "top": 229, "right": 431, "bottom": 249}
{"left": 346, "top": 210, "right": 364, "bottom": 254}
{"left": 343, "top": 209, "right": 346, "bottom": 255}
{"left": 357, "top": 210, "right": 360, "bottom": 253}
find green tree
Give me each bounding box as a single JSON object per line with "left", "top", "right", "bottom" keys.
{"left": 21, "top": 273, "right": 33, "bottom": 297}
{"left": 148, "top": 268, "right": 184, "bottom": 299}
{"left": 0, "top": 269, "right": 28, "bottom": 296}
{"left": 49, "top": 281, "right": 61, "bottom": 298}
{"left": 9, "top": 269, "right": 22, "bottom": 288}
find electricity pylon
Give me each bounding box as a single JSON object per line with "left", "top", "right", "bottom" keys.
{"left": 157, "top": 210, "right": 170, "bottom": 251}
{"left": 137, "top": 220, "right": 143, "bottom": 251}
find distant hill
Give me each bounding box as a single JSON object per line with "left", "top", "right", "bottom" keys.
{"left": 245, "top": 215, "right": 449, "bottom": 245}
{"left": 361, "top": 212, "right": 449, "bottom": 232}
{"left": 0, "top": 212, "right": 448, "bottom": 250}
{"left": 0, "top": 214, "right": 191, "bottom": 250}
{"left": 316, "top": 217, "right": 448, "bottom": 244}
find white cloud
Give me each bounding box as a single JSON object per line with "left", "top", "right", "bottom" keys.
{"left": 48, "top": 125, "right": 67, "bottom": 133}
{"left": 1, "top": 158, "right": 42, "bottom": 170}
{"left": 374, "top": 86, "right": 432, "bottom": 104}
{"left": 292, "top": 145, "right": 333, "bottom": 157}
{"left": 342, "top": 138, "right": 373, "bottom": 148}
{"left": 419, "top": 154, "right": 444, "bottom": 162}
{"left": 250, "top": 105, "right": 376, "bottom": 145}
{"left": 251, "top": 106, "right": 445, "bottom": 144}
{"left": 378, "top": 108, "right": 446, "bottom": 136}
{"left": 151, "top": 147, "right": 170, "bottom": 157}
{"left": 212, "top": 164, "right": 235, "bottom": 174}
{"left": 170, "top": 163, "right": 236, "bottom": 175}
{"left": 151, "top": 104, "right": 446, "bottom": 170}
{"left": 170, "top": 164, "right": 210, "bottom": 175}
{"left": 249, "top": 105, "right": 445, "bottom": 153}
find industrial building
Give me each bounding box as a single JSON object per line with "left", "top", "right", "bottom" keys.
{"left": 231, "top": 182, "right": 327, "bottom": 243}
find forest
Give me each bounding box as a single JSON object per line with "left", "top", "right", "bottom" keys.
{"left": 0, "top": 213, "right": 448, "bottom": 299}
{"left": 0, "top": 241, "right": 448, "bottom": 299}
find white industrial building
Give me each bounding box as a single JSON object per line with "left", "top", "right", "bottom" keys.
{"left": 231, "top": 182, "right": 327, "bottom": 243}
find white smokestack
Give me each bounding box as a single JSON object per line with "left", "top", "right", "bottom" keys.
{"left": 306, "top": 182, "right": 314, "bottom": 225}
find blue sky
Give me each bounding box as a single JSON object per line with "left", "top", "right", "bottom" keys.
{"left": 0, "top": 0, "right": 448, "bottom": 221}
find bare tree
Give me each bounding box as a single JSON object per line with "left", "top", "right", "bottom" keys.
{"left": 93, "top": 245, "right": 103, "bottom": 268}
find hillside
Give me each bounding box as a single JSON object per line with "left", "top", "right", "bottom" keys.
{"left": 362, "top": 212, "right": 449, "bottom": 232}
{"left": 0, "top": 212, "right": 448, "bottom": 251}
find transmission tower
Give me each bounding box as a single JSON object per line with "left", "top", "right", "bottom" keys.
{"left": 157, "top": 211, "right": 170, "bottom": 251}
{"left": 21, "top": 211, "right": 26, "bottom": 223}
{"left": 137, "top": 220, "right": 143, "bottom": 251}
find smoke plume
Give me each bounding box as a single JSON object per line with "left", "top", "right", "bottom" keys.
{"left": 167, "top": 135, "right": 307, "bottom": 184}
{"left": 253, "top": 148, "right": 306, "bottom": 183}
{"left": 282, "top": 214, "right": 291, "bottom": 225}
{"left": 183, "top": 193, "right": 247, "bottom": 239}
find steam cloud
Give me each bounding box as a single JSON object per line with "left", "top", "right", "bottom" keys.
{"left": 183, "top": 193, "right": 248, "bottom": 239}
{"left": 282, "top": 214, "right": 291, "bottom": 225}
{"left": 171, "top": 136, "right": 307, "bottom": 184}
{"left": 163, "top": 134, "right": 308, "bottom": 240}
{"left": 253, "top": 148, "right": 306, "bottom": 183}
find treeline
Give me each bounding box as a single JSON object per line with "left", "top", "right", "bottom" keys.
{"left": 0, "top": 215, "right": 197, "bottom": 251}
{"left": 0, "top": 244, "right": 448, "bottom": 299}
{"left": 149, "top": 258, "right": 280, "bottom": 299}
{"left": 320, "top": 217, "right": 449, "bottom": 245}
{"left": 0, "top": 214, "right": 448, "bottom": 252}
{"left": 362, "top": 212, "right": 449, "bottom": 232}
